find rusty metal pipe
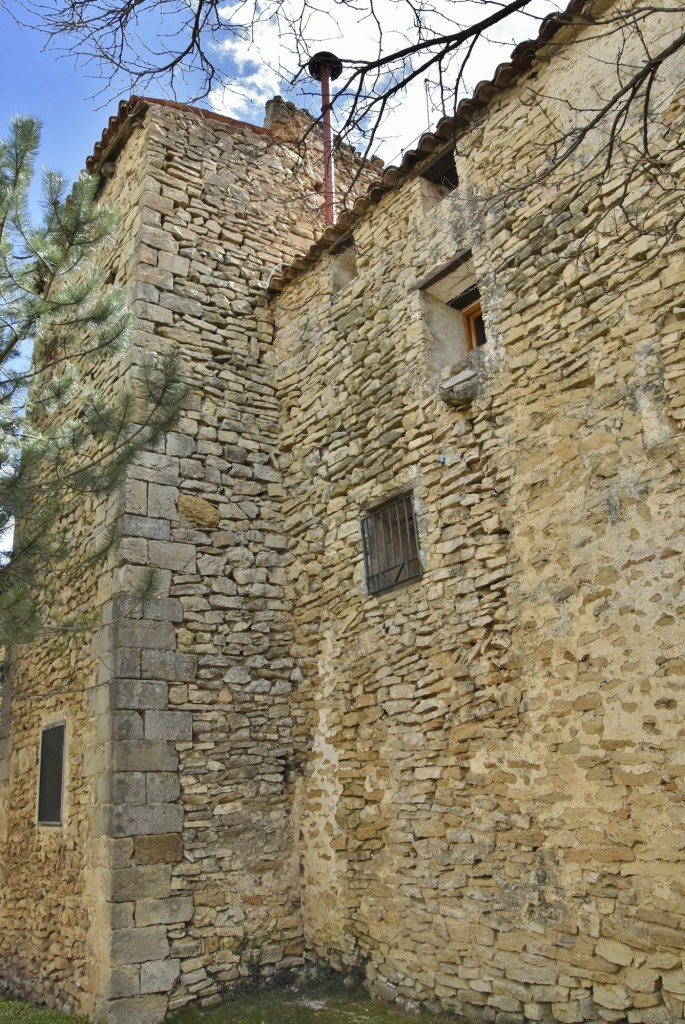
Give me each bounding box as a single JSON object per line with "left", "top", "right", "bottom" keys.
{"left": 320, "top": 63, "right": 335, "bottom": 224}
{"left": 307, "top": 51, "right": 343, "bottom": 226}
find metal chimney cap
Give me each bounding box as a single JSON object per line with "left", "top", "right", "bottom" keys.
{"left": 308, "top": 51, "right": 343, "bottom": 82}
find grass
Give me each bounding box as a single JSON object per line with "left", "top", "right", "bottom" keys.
{"left": 0, "top": 1000, "right": 88, "bottom": 1024}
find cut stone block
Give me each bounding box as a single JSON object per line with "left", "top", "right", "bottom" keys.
{"left": 144, "top": 711, "right": 192, "bottom": 742}
{"left": 136, "top": 897, "right": 193, "bottom": 927}
{"left": 113, "top": 741, "right": 179, "bottom": 772}
{"left": 111, "top": 865, "right": 172, "bottom": 902}
{"left": 148, "top": 541, "right": 196, "bottom": 573}
{"left": 105, "top": 964, "right": 141, "bottom": 1000}
{"left": 135, "top": 833, "right": 183, "bottom": 865}
{"left": 141, "top": 651, "right": 197, "bottom": 682}
{"left": 112, "top": 681, "right": 169, "bottom": 711}
{"left": 110, "top": 926, "right": 170, "bottom": 965}
{"left": 118, "top": 620, "right": 177, "bottom": 652}
{"left": 145, "top": 772, "right": 181, "bottom": 803}
{"left": 100, "top": 994, "right": 168, "bottom": 1024}
{"left": 140, "top": 958, "right": 181, "bottom": 994}
{"left": 108, "top": 802, "right": 184, "bottom": 838}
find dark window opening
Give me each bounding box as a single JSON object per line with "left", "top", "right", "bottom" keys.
{"left": 361, "top": 494, "right": 422, "bottom": 595}
{"left": 449, "top": 285, "right": 479, "bottom": 311}
{"left": 419, "top": 148, "right": 457, "bottom": 191}
{"left": 38, "top": 723, "right": 65, "bottom": 826}
{"left": 330, "top": 236, "right": 357, "bottom": 293}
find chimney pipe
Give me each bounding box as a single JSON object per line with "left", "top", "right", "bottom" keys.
{"left": 308, "top": 51, "right": 343, "bottom": 225}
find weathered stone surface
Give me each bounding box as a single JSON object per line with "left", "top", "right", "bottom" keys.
{"left": 105, "top": 965, "right": 141, "bottom": 1000}
{"left": 596, "top": 940, "right": 635, "bottom": 968}
{"left": 145, "top": 771, "right": 181, "bottom": 803}
{"left": 113, "top": 740, "right": 179, "bottom": 772}
{"left": 134, "top": 833, "right": 182, "bottom": 865}
{"left": 111, "top": 927, "right": 170, "bottom": 965}
{"left": 269, "top": 6, "right": 685, "bottom": 1022}
{"left": 2, "top": 13, "right": 684, "bottom": 1024}
{"left": 144, "top": 711, "right": 192, "bottom": 742}
{"left": 148, "top": 541, "right": 196, "bottom": 574}
{"left": 140, "top": 651, "right": 197, "bottom": 682}
{"left": 147, "top": 484, "right": 180, "bottom": 520}
{"left": 108, "top": 803, "right": 184, "bottom": 837}
{"left": 117, "top": 619, "right": 178, "bottom": 652}
{"left": 119, "top": 515, "right": 171, "bottom": 541}
{"left": 136, "top": 897, "right": 193, "bottom": 926}
{"left": 112, "top": 680, "right": 169, "bottom": 711}
{"left": 100, "top": 995, "right": 169, "bottom": 1024}
{"left": 111, "top": 866, "right": 172, "bottom": 903}
{"left": 178, "top": 493, "right": 221, "bottom": 529}
{"left": 140, "top": 958, "right": 181, "bottom": 994}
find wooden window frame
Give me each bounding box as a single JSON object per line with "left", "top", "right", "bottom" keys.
{"left": 462, "top": 298, "right": 485, "bottom": 351}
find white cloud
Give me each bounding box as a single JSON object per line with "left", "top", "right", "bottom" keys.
{"left": 208, "top": 0, "right": 562, "bottom": 162}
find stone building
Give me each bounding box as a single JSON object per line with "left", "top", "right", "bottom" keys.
{"left": 1, "top": 2, "right": 684, "bottom": 1023}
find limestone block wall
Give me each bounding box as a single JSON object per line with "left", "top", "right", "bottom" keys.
{"left": 0, "top": 573, "right": 108, "bottom": 1016}
{"left": 0, "top": 95, "right": 377, "bottom": 1023}
{"left": 86, "top": 99, "right": 378, "bottom": 1024}
{"left": 273, "top": 6, "right": 685, "bottom": 1022}
{"left": 0, "top": 119, "right": 149, "bottom": 1016}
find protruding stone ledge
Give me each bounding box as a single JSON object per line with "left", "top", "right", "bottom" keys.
{"left": 440, "top": 365, "right": 479, "bottom": 407}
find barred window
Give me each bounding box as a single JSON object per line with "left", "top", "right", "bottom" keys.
{"left": 38, "top": 723, "right": 65, "bottom": 826}
{"left": 361, "top": 494, "right": 422, "bottom": 595}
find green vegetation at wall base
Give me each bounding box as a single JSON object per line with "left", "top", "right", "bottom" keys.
{"left": 0, "top": 1000, "right": 88, "bottom": 1024}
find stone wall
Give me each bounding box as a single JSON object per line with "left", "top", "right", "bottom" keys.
{"left": 0, "top": 89, "right": 378, "bottom": 1020}
{"left": 90, "top": 99, "right": 358, "bottom": 1024}
{"left": 1, "top": 4, "right": 683, "bottom": 1022}
{"left": 0, "top": 567, "right": 108, "bottom": 1016}
{"left": 0, "top": 96, "right": 378, "bottom": 1023}
{"left": 273, "top": 4, "right": 685, "bottom": 1022}
{"left": 0, "top": 118, "right": 150, "bottom": 1016}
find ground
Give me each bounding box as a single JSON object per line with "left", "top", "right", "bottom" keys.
{"left": 0, "top": 1001, "right": 87, "bottom": 1024}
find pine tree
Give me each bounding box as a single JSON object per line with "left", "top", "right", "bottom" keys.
{"left": 0, "top": 115, "right": 189, "bottom": 646}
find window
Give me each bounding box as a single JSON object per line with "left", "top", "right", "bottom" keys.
{"left": 419, "top": 146, "right": 457, "bottom": 191}
{"left": 451, "top": 290, "right": 487, "bottom": 350}
{"left": 37, "top": 723, "right": 65, "bottom": 826}
{"left": 417, "top": 252, "right": 488, "bottom": 367}
{"left": 361, "top": 494, "right": 422, "bottom": 595}
{"left": 330, "top": 236, "right": 357, "bottom": 293}
{"left": 463, "top": 300, "right": 486, "bottom": 349}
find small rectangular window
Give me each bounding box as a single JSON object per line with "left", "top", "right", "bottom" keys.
{"left": 419, "top": 147, "right": 457, "bottom": 191}
{"left": 330, "top": 237, "right": 357, "bottom": 293}
{"left": 361, "top": 494, "right": 422, "bottom": 595}
{"left": 418, "top": 253, "right": 488, "bottom": 367}
{"left": 38, "top": 723, "right": 65, "bottom": 826}
{"left": 462, "top": 299, "right": 487, "bottom": 349}
{"left": 449, "top": 286, "right": 487, "bottom": 350}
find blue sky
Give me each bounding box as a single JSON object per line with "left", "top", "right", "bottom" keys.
{"left": 0, "top": 0, "right": 559, "bottom": 205}
{"left": 0, "top": 8, "right": 117, "bottom": 188}
{"left": 0, "top": 7, "right": 276, "bottom": 204}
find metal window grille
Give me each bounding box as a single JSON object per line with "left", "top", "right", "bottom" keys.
{"left": 38, "top": 723, "right": 65, "bottom": 826}
{"left": 361, "top": 494, "right": 422, "bottom": 595}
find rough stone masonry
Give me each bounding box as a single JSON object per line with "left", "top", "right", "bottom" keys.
{"left": 0, "top": 2, "right": 684, "bottom": 1023}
